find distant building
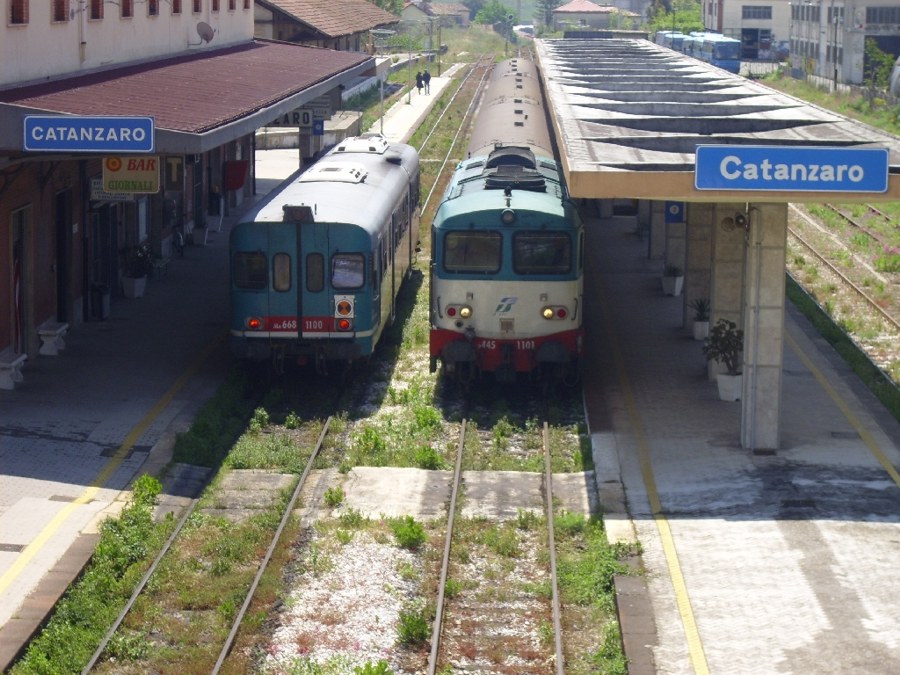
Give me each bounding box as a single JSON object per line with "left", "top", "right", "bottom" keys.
{"left": 430, "top": 2, "right": 470, "bottom": 27}
{"left": 255, "top": 0, "right": 399, "bottom": 51}
{"left": 552, "top": 0, "right": 631, "bottom": 31}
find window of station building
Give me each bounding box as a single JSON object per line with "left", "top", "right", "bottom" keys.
{"left": 148, "top": 0, "right": 158, "bottom": 16}
{"left": 233, "top": 252, "right": 268, "bottom": 290}
{"left": 52, "top": 0, "right": 69, "bottom": 22}
{"left": 121, "top": 0, "right": 133, "bottom": 18}
{"left": 443, "top": 231, "right": 502, "bottom": 273}
{"left": 331, "top": 254, "right": 365, "bottom": 289}
{"left": 867, "top": 6, "right": 900, "bottom": 24}
{"left": 89, "top": 0, "right": 102, "bottom": 19}
{"left": 306, "top": 253, "right": 324, "bottom": 293}
{"left": 513, "top": 232, "right": 571, "bottom": 275}
{"left": 9, "top": 0, "right": 28, "bottom": 24}
{"left": 741, "top": 6, "right": 772, "bottom": 20}
{"left": 228, "top": 0, "right": 235, "bottom": 10}
{"left": 272, "top": 253, "right": 291, "bottom": 292}
{"left": 211, "top": 0, "right": 218, "bottom": 12}
{"left": 171, "top": 0, "right": 181, "bottom": 14}
{"left": 192, "top": 0, "right": 201, "bottom": 12}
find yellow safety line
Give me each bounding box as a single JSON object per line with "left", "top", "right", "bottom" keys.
{"left": 0, "top": 333, "right": 225, "bottom": 597}
{"left": 785, "top": 330, "right": 900, "bottom": 488}
{"left": 595, "top": 277, "right": 711, "bottom": 675}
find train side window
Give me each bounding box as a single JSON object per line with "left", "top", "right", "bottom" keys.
{"left": 306, "top": 253, "right": 324, "bottom": 292}
{"left": 513, "top": 232, "right": 571, "bottom": 274}
{"left": 331, "top": 253, "right": 365, "bottom": 289}
{"left": 233, "top": 251, "right": 267, "bottom": 289}
{"left": 272, "top": 253, "right": 291, "bottom": 292}
{"left": 444, "top": 231, "right": 501, "bottom": 273}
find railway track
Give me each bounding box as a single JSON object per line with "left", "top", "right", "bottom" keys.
{"left": 821, "top": 202, "right": 900, "bottom": 249}
{"left": 428, "top": 418, "right": 565, "bottom": 673}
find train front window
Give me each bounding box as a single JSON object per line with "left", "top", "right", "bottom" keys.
{"left": 513, "top": 232, "right": 571, "bottom": 274}
{"left": 273, "top": 253, "right": 291, "bottom": 292}
{"left": 307, "top": 253, "right": 324, "bottom": 292}
{"left": 233, "top": 251, "right": 267, "bottom": 289}
{"left": 331, "top": 253, "right": 364, "bottom": 289}
{"left": 443, "top": 231, "right": 501, "bottom": 273}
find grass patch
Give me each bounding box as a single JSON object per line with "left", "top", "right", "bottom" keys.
{"left": 786, "top": 274, "right": 900, "bottom": 422}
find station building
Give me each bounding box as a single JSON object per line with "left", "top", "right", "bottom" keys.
{"left": 0, "top": 0, "right": 394, "bottom": 372}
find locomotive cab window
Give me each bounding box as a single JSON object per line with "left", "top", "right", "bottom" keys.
{"left": 513, "top": 232, "right": 571, "bottom": 274}
{"left": 332, "top": 253, "right": 365, "bottom": 289}
{"left": 233, "top": 251, "right": 268, "bottom": 289}
{"left": 443, "top": 231, "right": 501, "bottom": 273}
{"left": 306, "top": 253, "right": 324, "bottom": 293}
{"left": 273, "top": 253, "right": 291, "bottom": 292}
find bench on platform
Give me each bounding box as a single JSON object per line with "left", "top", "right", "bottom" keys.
{"left": 38, "top": 321, "right": 68, "bottom": 356}
{"left": 152, "top": 256, "right": 172, "bottom": 278}
{"left": 0, "top": 348, "right": 26, "bottom": 390}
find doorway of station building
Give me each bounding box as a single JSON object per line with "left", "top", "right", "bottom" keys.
{"left": 741, "top": 27, "right": 773, "bottom": 60}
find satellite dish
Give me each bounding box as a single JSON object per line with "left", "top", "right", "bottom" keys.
{"left": 197, "top": 22, "right": 215, "bottom": 43}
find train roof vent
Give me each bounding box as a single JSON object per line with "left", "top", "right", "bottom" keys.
{"left": 282, "top": 204, "right": 315, "bottom": 223}
{"left": 485, "top": 165, "right": 547, "bottom": 192}
{"left": 485, "top": 145, "right": 536, "bottom": 170}
{"left": 335, "top": 133, "right": 389, "bottom": 154}
{"left": 298, "top": 162, "right": 368, "bottom": 184}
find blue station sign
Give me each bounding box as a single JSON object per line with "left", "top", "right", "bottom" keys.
{"left": 695, "top": 145, "right": 889, "bottom": 193}
{"left": 23, "top": 115, "right": 155, "bottom": 153}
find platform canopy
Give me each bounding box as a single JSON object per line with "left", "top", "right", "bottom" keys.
{"left": 535, "top": 38, "right": 900, "bottom": 202}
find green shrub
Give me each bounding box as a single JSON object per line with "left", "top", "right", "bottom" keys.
{"left": 390, "top": 515, "right": 427, "bottom": 550}
{"left": 324, "top": 486, "right": 345, "bottom": 507}
{"left": 397, "top": 604, "right": 430, "bottom": 645}
{"left": 414, "top": 445, "right": 445, "bottom": 470}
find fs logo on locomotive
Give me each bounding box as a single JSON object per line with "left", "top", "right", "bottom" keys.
{"left": 494, "top": 297, "right": 518, "bottom": 314}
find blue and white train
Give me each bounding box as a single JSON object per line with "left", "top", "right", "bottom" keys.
{"left": 429, "top": 56, "right": 584, "bottom": 384}
{"left": 230, "top": 134, "right": 420, "bottom": 370}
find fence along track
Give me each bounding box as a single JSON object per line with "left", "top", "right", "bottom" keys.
{"left": 83, "top": 416, "right": 334, "bottom": 674}
{"left": 428, "top": 418, "right": 565, "bottom": 673}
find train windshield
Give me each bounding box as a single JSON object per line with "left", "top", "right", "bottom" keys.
{"left": 233, "top": 251, "right": 268, "bottom": 290}
{"left": 332, "top": 253, "right": 365, "bottom": 289}
{"left": 713, "top": 42, "right": 741, "bottom": 60}
{"left": 513, "top": 232, "right": 571, "bottom": 274}
{"left": 443, "top": 231, "right": 502, "bottom": 273}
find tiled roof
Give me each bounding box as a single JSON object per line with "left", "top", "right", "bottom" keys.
{"left": 262, "top": 0, "right": 399, "bottom": 38}
{"left": 554, "top": 0, "right": 614, "bottom": 13}
{"left": 0, "top": 41, "right": 369, "bottom": 135}
{"left": 430, "top": 3, "right": 467, "bottom": 15}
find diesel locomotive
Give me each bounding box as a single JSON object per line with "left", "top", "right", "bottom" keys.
{"left": 429, "top": 56, "right": 584, "bottom": 383}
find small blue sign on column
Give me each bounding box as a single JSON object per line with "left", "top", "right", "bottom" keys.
{"left": 665, "top": 201, "right": 684, "bottom": 223}
{"left": 695, "top": 145, "right": 889, "bottom": 193}
{"left": 24, "top": 115, "right": 155, "bottom": 153}
{"left": 312, "top": 119, "right": 324, "bottom": 136}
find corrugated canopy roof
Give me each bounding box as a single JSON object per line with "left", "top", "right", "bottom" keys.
{"left": 535, "top": 37, "right": 900, "bottom": 202}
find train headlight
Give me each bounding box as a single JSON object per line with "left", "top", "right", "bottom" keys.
{"left": 459, "top": 305, "right": 472, "bottom": 318}
{"left": 500, "top": 209, "right": 516, "bottom": 225}
{"left": 446, "top": 305, "right": 472, "bottom": 318}
{"left": 541, "top": 306, "right": 569, "bottom": 320}
{"left": 336, "top": 318, "right": 353, "bottom": 331}
{"left": 246, "top": 317, "right": 263, "bottom": 330}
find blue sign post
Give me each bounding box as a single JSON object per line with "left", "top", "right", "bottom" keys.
{"left": 695, "top": 145, "right": 889, "bottom": 193}
{"left": 23, "top": 115, "right": 155, "bottom": 153}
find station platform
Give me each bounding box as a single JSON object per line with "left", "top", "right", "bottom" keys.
{"left": 582, "top": 209, "right": 900, "bottom": 674}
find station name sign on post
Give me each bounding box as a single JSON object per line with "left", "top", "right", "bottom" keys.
{"left": 695, "top": 145, "right": 889, "bottom": 193}
{"left": 23, "top": 115, "right": 155, "bottom": 153}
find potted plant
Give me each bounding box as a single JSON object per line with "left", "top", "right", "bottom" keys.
{"left": 689, "top": 297, "right": 710, "bottom": 341}
{"left": 661, "top": 264, "right": 684, "bottom": 296}
{"left": 702, "top": 318, "right": 744, "bottom": 401}
{"left": 123, "top": 241, "right": 153, "bottom": 298}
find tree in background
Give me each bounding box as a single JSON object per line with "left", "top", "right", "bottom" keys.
{"left": 462, "top": 0, "right": 487, "bottom": 20}
{"left": 535, "top": 0, "right": 560, "bottom": 31}
{"left": 646, "top": 0, "right": 702, "bottom": 36}
{"left": 863, "top": 38, "right": 896, "bottom": 109}
{"left": 474, "top": 0, "right": 517, "bottom": 25}
{"left": 370, "top": 0, "right": 403, "bottom": 14}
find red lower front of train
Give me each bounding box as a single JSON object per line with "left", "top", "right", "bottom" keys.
{"left": 430, "top": 327, "right": 583, "bottom": 380}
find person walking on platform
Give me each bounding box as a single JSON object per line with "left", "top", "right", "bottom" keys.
{"left": 415, "top": 72, "right": 423, "bottom": 95}
{"left": 423, "top": 69, "right": 431, "bottom": 94}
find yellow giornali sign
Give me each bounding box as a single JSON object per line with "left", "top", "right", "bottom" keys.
{"left": 102, "top": 156, "right": 160, "bottom": 193}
